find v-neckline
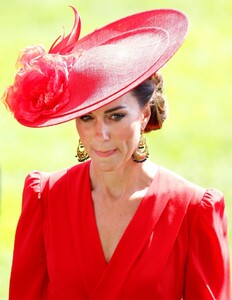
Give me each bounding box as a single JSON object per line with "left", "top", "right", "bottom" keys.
{"left": 68, "top": 161, "right": 182, "bottom": 298}
{"left": 86, "top": 162, "right": 160, "bottom": 266}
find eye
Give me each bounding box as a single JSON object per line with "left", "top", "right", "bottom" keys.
{"left": 109, "top": 113, "right": 126, "bottom": 121}
{"left": 80, "top": 114, "right": 93, "bottom": 122}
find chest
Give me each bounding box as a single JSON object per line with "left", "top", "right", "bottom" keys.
{"left": 92, "top": 193, "right": 144, "bottom": 263}
{"left": 45, "top": 197, "right": 189, "bottom": 299}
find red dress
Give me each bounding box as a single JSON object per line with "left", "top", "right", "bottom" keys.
{"left": 9, "top": 161, "right": 231, "bottom": 299}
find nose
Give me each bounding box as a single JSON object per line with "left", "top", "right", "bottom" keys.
{"left": 95, "top": 119, "right": 110, "bottom": 141}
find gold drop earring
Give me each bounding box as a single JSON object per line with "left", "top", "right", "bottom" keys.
{"left": 132, "top": 132, "right": 149, "bottom": 163}
{"left": 76, "top": 139, "right": 89, "bottom": 162}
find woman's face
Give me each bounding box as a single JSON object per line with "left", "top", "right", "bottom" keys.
{"left": 75, "top": 92, "right": 150, "bottom": 172}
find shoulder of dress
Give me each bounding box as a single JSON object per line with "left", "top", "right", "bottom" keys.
{"left": 200, "top": 188, "right": 225, "bottom": 211}
{"left": 25, "top": 161, "right": 90, "bottom": 193}
{"left": 21, "top": 171, "right": 50, "bottom": 210}
{"left": 160, "top": 167, "right": 225, "bottom": 213}
{"left": 158, "top": 167, "right": 223, "bottom": 212}
{"left": 24, "top": 169, "right": 66, "bottom": 197}
{"left": 66, "top": 160, "right": 90, "bottom": 175}
{"left": 159, "top": 166, "right": 205, "bottom": 198}
{"left": 24, "top": 171, "right": 44, "bottom": 196}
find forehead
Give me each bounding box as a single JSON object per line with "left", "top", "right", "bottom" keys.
{"left": 90, "top": 91, "right": 138, "bottom": 114}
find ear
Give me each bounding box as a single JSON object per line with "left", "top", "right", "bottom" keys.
{"left": 141, "top": 103, "right": 151, "bottom": 131}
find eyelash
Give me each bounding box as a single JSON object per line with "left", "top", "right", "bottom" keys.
{"left": 110, "top": 113, "right": 126, "bottom": 121}
{"left": 80, "top": 113, "right": 126, "bottom": 122}
{"left": 80, "top": 115, "right": 93, "bottom": 122}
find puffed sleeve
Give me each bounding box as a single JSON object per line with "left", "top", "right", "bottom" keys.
{"left": 9, "top": 171, "right": 49, "bottom": 300}
{"left": 184, "top": 189, "right": 231, "bottom": 299}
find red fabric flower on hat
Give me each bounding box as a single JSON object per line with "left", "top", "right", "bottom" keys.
{"left": 2, "top": 45, "right": 76, "bottom": 123}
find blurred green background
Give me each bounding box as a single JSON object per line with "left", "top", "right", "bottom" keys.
{"left": 0, "top": 0, "right": 231, "bottom": 298}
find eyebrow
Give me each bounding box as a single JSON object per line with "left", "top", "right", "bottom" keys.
{"left": 104, "top": 105, "right": 128, "bottom": 114}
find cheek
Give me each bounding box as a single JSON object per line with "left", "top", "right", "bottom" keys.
{"left": 75, "top": 121, "right": 90, "bottom": 146}
{"left": 120, "top": 123, "right": 141, "bottom": 150}
{"left": 77, "top": 131, "right": 91, "bottom": 148}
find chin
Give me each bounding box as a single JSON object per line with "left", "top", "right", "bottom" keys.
{"left": 91, "top": 158, "right": 117, "bottom": 172}
{"left": 98, "top": 157, "right": 135, "bottom": 173}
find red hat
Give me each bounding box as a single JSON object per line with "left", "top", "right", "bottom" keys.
{"left": 2, "top": 7, "right": 188, "bottom": 127}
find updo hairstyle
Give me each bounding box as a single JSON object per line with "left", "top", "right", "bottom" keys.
{"left": 132, "top": 72, "right": 168, "bottom": 133}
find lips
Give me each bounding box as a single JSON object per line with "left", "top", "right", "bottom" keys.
{"left": 94, "top": 149, "right": 116, "bottom": 158}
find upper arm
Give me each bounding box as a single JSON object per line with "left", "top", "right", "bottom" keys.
{"left": 9, "top": 172, "right": 49, "bottom": 300}
{"left": 184, "top": 189, "right": 231, "bottom": 299}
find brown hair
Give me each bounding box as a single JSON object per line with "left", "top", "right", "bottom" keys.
{"left": 132, "top": 72, "right": 168, "bottom": 133}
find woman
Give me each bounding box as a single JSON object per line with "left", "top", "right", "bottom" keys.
{"left": 2, "top": 6, "right": 230, "bottom": 300}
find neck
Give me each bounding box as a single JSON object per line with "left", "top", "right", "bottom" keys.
{"left": 90, "top": 159, "right": 158, "bottom": 201}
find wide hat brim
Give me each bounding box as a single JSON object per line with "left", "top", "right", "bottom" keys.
{"left": 13, "top": 8, "right": 189, "bottom": 127}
